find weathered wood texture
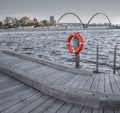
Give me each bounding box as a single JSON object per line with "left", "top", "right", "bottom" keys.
{"left": 0, "top": 72, "right": 117, "bottom": 113}
{"left": 0, "top": 50, "right": 120, "bottom": 109}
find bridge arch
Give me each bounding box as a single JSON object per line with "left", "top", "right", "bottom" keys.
{"left": 87, "top": 13, "right": 111, "bottom": 27}
{"left": 56, "top": 12, "right": 83, "bottom": 26}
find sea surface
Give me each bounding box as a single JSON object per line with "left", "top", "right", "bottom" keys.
{"left": 0, "top": 29, "right": 120, "bottom": 74}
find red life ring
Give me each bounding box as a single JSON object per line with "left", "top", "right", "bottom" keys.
{"left": 66, "top": 32, "right": 83, "bottom": 54}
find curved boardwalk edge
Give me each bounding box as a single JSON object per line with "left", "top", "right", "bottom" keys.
{"left": 0, "top": 50, "right": 120, "bottom": 109}
{"left": 0, "top": 49, "right": 93, "bottom": 76}
{"left": 0, "top": 71, "right": 118, "bottom": 113}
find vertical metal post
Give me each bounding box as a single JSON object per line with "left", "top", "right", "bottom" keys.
{"left": 75, "top": 53, "right": 80, "bottom": 68}
{"left": 73, "top": 37, "right": 80, "bottom": 68}
{"left": 96, "top": 46, "right": 99, "bottom": 73}
{"left": 113, "top": 46, "right": 116, "bottom": 74}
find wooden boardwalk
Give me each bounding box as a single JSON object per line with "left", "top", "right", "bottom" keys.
{"left": 0, "top": 50, "right": 120, "bottom": 109}
{"left": 0, "top": 72, "right": 119, "bottom": 113}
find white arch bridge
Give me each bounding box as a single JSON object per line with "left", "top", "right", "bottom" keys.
{"left": 56, "top": 12, "right": 112, "bottom": 29}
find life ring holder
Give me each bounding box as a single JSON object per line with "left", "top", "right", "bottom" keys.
{"left": 66, "top": 33, "right": 83, "bottom": 54}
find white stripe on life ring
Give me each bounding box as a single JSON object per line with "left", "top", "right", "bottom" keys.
{"left": 79, "top": 42, "right": 83, "bottom": 44}
{"left": 67, "top": 42, "right": 70, "bottom": 44}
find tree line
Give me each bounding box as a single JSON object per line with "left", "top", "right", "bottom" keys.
{"left": 0, "top": 16, "right": 54, "bottom": 29}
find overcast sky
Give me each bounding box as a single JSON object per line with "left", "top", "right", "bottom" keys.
{"left": 0, "top": 0, "right": 120, "bottom": 24}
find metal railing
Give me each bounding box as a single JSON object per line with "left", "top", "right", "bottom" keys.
{"left": 95, "top": 46, "right": 117, "bottom": 74}
{"left": 72, "top": 37, "right": 118, "bottom": 74}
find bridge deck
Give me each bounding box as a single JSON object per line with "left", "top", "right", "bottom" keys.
{"left": 0, "top": 72, "right": 118, "bottom": 113}
{"left": 0, "top": 50, "right": 120, "bottom": 109}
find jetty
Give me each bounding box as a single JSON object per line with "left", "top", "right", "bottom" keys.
{"left": 0, "top": 49, "right": 120, "bottom": 112}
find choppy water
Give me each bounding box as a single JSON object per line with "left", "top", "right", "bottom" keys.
{"left": 0, "top": 29, "right": 120, "bottom": 74}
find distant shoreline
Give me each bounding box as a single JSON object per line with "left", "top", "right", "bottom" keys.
{"left": 0, "top": 26, "right": 120, "bottom": 31}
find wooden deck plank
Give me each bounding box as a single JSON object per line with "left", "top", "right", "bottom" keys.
{"left": 57, "top": 103, "right": 73, "bottom": 113}
{"left": 92, "top": 108, "right": 103, "bottom": 113}
{"left": 113, "top": 75, "right": 120, "bottom": 89}
{"left": 22, "top": 63, "right": 41, "bottom": 71}
{"left": 0, "top": 89, "right": 34, "bottom": 105}
{"left": 50, "top": 71, "right": 69, "bottom": 82}
{"left": 0, "top": 77, "right": 20, "bottom": 84}
{"left": 30, "top": 97, "right": 57, "bottom": 113}
{"left": 0, "top": 84, "right": 23, "bottom": 94}
{"left": 0, "top": 93, "right": 42, "bottom": 113}
{"left": 29, "top": 66, "right": 56, "bottom": 76}
{"left": 0, "top": 54, "right": 15, "bottom": 60}
{"left": 54, "top": 72, "right": 74, "bottom": 84}
{"left": 10, "top": 59, "right": 27, "bottom": 65}
{"left": 0, "top": 56, "right": 14, "bottom": 60}
{"left": 0, "top": 92, "right": 39, "bottom": 113}
{"left": 0, "top": 56, "right": 25, "bottom": 66}
{"left": 104, "top": 75, "right": 113, "bottom": 94}
{"left": 32, "top": 67, "right": 60, "bottom": 80}
{"left": 97, "top": 74, "right": 105, "bottom": 93}
{"left": 64, "top": 74, "right": 80, "bottom": 87}
{"left": 38, "top": 69, "right": 62, "bottom": 80}
{"left": 0, "top": 85, "right": 29, "bottom": 100}
{"left": 80, "top": 106, "right": 92, "bottom": 113}
{"left": 71, "top": 75, "right": 85, "bottom": 88}
{"left": 90, "top": 74, "right": 100, "bottom": 92}
{"left": 0, "top": 73, "right": 11, "bottom": 78}
{"left": 83, "top": 74, "right": 95, "bottom": 90}
{"left": 0, "top": 52, "right": 17, "bottom": 57}
{"left": 0, "top": 51, "right": 120, "bottom": 110}
{"left": 104, "top": 109, "right": 114, "bottom": 113}
{"left": 13, "top": 61, "right": 32, "bottom": 67}
{"left": 0, "top": 75, "right": 8, "bottom": 79}
{"left": 0, "top": 52, "right": 11, "bottom": 57}
{"left": 15, "top": 95, "right": 50, "bottom": 113}
{"left": 0, "top": 73, "right": 14, "bottom": 81}
{"left": 52, "top": 72, "right": 70, "bottom": 83}
{"left": 113, "top": 75, "right": 120, "bottom": 91}
{"left": 69, "top": 104, "right": 82, "bottom": 113}
{"left": 36, "top": 67, "right": 59, "bottom": 76}
{"left": 109, "top": 74, "right": 120, "bottom": 94}
{"left": 57, "top": 73, "right": 76, "bottom": 86}
{"left": 27, "top": 66, "right": 48, "bottom": 74}
{"left": 77, "top": 75, "right": 90, "bottom": 89}
{"left": 13, "top": 61, "right": 40, "bottom": 69}
{"left": 0, "top": 80, "right": 20, "bottom": 91}
{"left": 0, "top": 78, "right": 12, "bottom": 83}
{"left": 43, "top": 100, "right": 64, "bottom": 113}
{"left": 47, "top": 72, "right": 61, "bottom": 79}
{"left": 47, "top": 71, "right": 67, "bottom": 80}
{"left": 0, "top": 78, "right": 19, "bottom": 85}
{"left": 115, "top": 110, "right": 120, "bottom": 113}
{"left": 0, "top": 55, "right": 16, "bottom": 60}
{"left": 0, "top": 74, "right": 14, "bottom": 82}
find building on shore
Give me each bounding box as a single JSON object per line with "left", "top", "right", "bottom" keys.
{"left": 21, "top": 16, "right": 39, "bottom": 26}
{"left": 49, "top": 16, "right": 56, "bottom": 25}
{"left": 21, "top": 16, "right": 34, "bottom": 25}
